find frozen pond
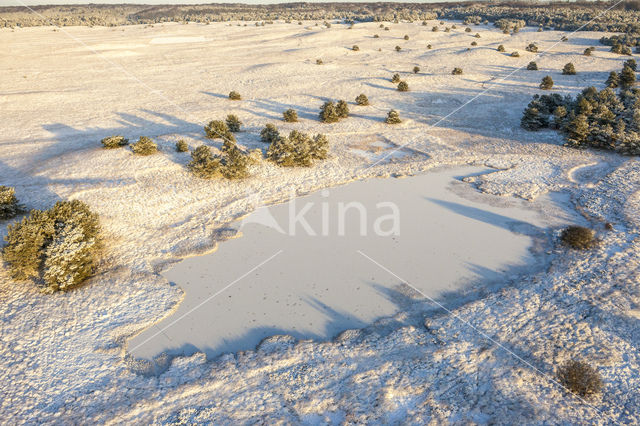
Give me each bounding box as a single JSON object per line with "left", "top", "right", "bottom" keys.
{"left": 129, "top": 167, "right": 572, "bottom": 360}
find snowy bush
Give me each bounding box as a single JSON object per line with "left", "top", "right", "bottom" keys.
{"left": 228, "top": 91, "right": 241, "bottom": 100}
{"left": 611, "top": 44, "right": 632, "bottom": 55}
{"left": 395, "top": 45, "right": 402, "bottom": 52}
{"left": 562, "top": 63, "right": 576, "bottom": 75}
{"left": 427, "top": 44, "right": 432, "bottom": 49}
{"left": 510, "top": 51, "right": 520, "bottom": 57}
{"left": 497, "top": 44, "right": 505, "bottom": 52}
{"left": 131, "top": 136, "right": 158, "bottom": 155}
{"left": 176, "top": 140, "right": 188, "bottom": 152}
{"left": 2, "top": 200, "right": 101, "bottom": 291}
{"left": 620, "top": 65, "right": 636, "bottom": 89}
{"left": 413, "top": 66, "right": 420, "bottom": 74}
{"left": 540, "top": 75, "right": 554, "bottom": 90}
{"left": 316, "top": 59, "right": 323, "bottom": 65}
{"left": 385, "top": 109, "right": 402, "bottom": 124}
{"left": 0, "top": 186, "right": 24, "bottom": 220}
{"left": 432, "top": 26, "right": 438, "bottom": 32}
{"left": 356, "top": 94, "right": 369, "bottom": 105}
{"left": 471, "top": 41, "right": 477, "bottom": 46}
{"left": 283, "top": 109, "right": 298, "bottom": 122}
{"left": 225, "top": 114, "right": 242, "bottom": 132}
{"left": 101, "top": 135, "right": 128, "bottom": 149}
{"left": 267, "top": 130, "right": 328, "bottom": 167}
{"left": 352, "top": 45, "right": 359, "bottom": 51}
{"left": 583, "top": 47, "right": 594, "bottom": 56}
{"left": 625, "top": 59, "right": 637, "bottom": 71}
{"left": 220, "top": 141, "right": 250, "bottom": 180}
{"left": 525, "top": 43, "right": 538, "bottom": 53}
{"left": 557, "top": 360, "right": 603, "bottom": 397}
{"left": 391, "top": 73, "right": 401, "bottom": 83}
{"left": 404, "top": 34, "right": 409, "bottom": 40}
{"left": 452, "top": 67, "right": 463, "bottom": 75}
{"left": 606, "top": 71, "right": 619, "bottom": 88}
{"left": 260, "top": 123, "right": 280, "bottom": 143}
{"left": 319, "top": 101, "right": 340, "bottom": 123}
{"left": 397, "top": 81, "right": 409, "bottom": 92}
{"left": 527, "top": 61, "right": 538, "bottom": 70}
{"left": 188, "top": 146, "right": 222, "bottom": 179}
{"left": 560, "top": 226, "right": 596, "bottom": 249}
{"left": 336, "top": 100, "right": 349, "bottom": 118}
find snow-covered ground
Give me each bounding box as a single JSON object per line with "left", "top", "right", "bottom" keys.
{"left": 1, "top": 19, "right": 639, "bottom": 423}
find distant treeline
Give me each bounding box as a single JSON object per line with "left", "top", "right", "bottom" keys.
{"left": 1, "top": 1, "right": 640, "bottom": 33}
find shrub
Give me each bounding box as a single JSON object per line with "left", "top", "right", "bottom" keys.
{"left": 355, "top": 93, "right": 369, "bottom": 105}
{"left": 391, "top": 73, "right": 401, "bottom": 83}
{"left": 397, "top": 81, "right": 409, "bottom": 92}
{"left": 283, "top": 108, "right": 298, "bottom": 122}
{"left": 2, "top": 200, "right": 101, "bottom": 291}
{"left": 228, "top": 91, "right": 241, "bottom": 100}
{"left": 260, "top": 123, "right": 280, "bottom": 144}
{"left": 404, "top": 34, "right": 409, "bottom": 40}
{"left": 583, "top": 47, "right": 594, "bottom": 56}
{"left": 452, "top": 67, "right": 463, "bottom": 75}
{"left": 187, "top": 145, "right": 222, "bottom": 179}
{"left": 560, "top": 226, "right": 596, "bottom": 249}
{"left": 352, "top": 45, "right": 359, "bottom": 51}
{"left": 225, "top": 114, "right": 242, "bottom": 132}
{"left": 611, "top": 43, "right": 632, "bottom": 55}
{"left": 319, "top": 101, "right": 340, "bottom": 123}
{"left": 221, "top": 141, "right": 250, "bottom": 180}
{"left": 267, "top": 130, "right": 328, "bottom": 167}
{"left": 474, "top": 33, "right": 481, "bottom": 38}
{"left": 131, "top": 136, "right": 158, "bottom": 155}
{"left": 471, "top": 41, "right": 477, "bottom": 46}
{"left": 540, "top": 75, "right": 554, "bottom": 90}
{"left": 373, "top": 34, "right": 379, "bottom": 38}
{"left": 451, "top": 25, "right": 457, "bottom": 29}
{"left": 427, "top": 44, "right": 432, "bottom": 49}
{"left": 511, "top": 51, "right": 520, "bottom": 57}
{"left": 497, "top": 44, "right": 505, "bottom": 52}
{"left": 395, "top": 45, "right": 402, "bottom": 52}
{"left": 562, "top": 63, "right": 577, "bottom": 75}
{"left": 316, "top": 59, "right": 323, "bottom": 65}
{"left": 625, "top": 58, "right": 637, "bottom": 71}
{"left": 336, "top": 100, "right": 349, "bottom": 118}
{"left": 444, "top": 27, "right": 450, "bottom": 33}
{"left": 527, "top": 61, "right": 538, "bottom": 70}
{"left": 465, "top": 27, "right": 471, "bottom": 32}
{"left": 101, "top": 135, "right": 128, "bottom": 149}
{"left": 605, "top": 71, "right": 619, "bottom": 88}
{"left": 413, "top": 66, "right": 420, "bottom": 74}
{"left": 0, "top": 186, "right": 24, "bottom": 220}
{"left": 526, "top": 43, "right": 538, "bottom": 53}
{"left": 385, "top": 109, "right": 402, "bottom": 124}
{"left": 557, "top": 360, "right": 603, "bottom": 397}
{"left": 176, "top": 140, "right": 188, "bottom": 152}
{"left": 432, "top": 26, "right": 439, "bottom": 32}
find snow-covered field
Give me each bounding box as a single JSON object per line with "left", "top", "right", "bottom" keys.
{"left": 1, "top": 19, "right": 639, "bottom": 423}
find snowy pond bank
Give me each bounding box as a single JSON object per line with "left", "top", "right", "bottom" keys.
{"left": 129, "top": 166, "right": 575, "bottom": 360}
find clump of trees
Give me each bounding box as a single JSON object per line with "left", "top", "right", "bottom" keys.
{"left": 266, "top": 130, "right": 328, "bottom": 167}
{"left": 187, "top": 140, "right": 250, "bottom": 179}
{"left": 452, "top": 67, "right": 463, "bottom": 75}
{"left": 2, "top": 200, "right": 101, "bottom": 292}
{"left": 0, "top": 186, "right": 24, "bottom": 220}
{"left": 527, "top": 61, "right": 538, "bottom": 70}
{"left": 204, "top": 120, "right": 235, "bottom": 142}
{"left": 283, "top": 108, "right": 298, "bottom": 122}
{"left": 176, "top": 140, "right": 188, "bottom": 152}
{"left": 385, "top": 109, "right": 402, "bottom": 124}
{"left": 557, "top": 360, "right": 603, "bottom": 397}
{"left": 540, "top": 75, "right": 554, "bottom": 90}
{"left": 320, "top": 100, "right": 348, "bottom": 123}
{"left": 228, "top": 91, "right": 241, "bottom": 100}
{"left": 101, "top": 135, "right": 128, "bottom": 149}
{"left": 131, "top": 136, "right": 158, "bottom": 155}
{"left": 611, "top": 43, "right": 632, "bottom": 55}
{"left": 225, "top": 115, "right": 242, "bottom": 132}
{"left": 521, "top": 74, "right": 640, "bottom": 155}
{"left": 562, "top": 62, "right": 576, "bottom": 75}
{"left": 356, "top": 94, "right": 369, "bottom": 105}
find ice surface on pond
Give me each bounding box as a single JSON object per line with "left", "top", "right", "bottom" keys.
{"left": 129, "top": 167, "right": 572, "bottom": 360}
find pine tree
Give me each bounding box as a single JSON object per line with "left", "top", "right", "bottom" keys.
{"left": 385, "top": 109, "right": 402, "bottom": 124}
{"left": 624, "top": 58, "right": 637, "bottom": 71}
{"left": 131, "top": 136, "right": 158, "bottom": 155}
{"left": 497, "top": 45, "right": 505, "bottom": 52}
{"left": 397, "top": 81, "right": 409, "bottom": 92}
{"left": 620, "top": 65, "right": 636, "bottom": 89}
{"left": 565, "top": 114, "right": 590, "bottom": 147}
{"left": 228, "top": 91, "right": 241, "bottom": 100}
{"left": 336, "top": 100, "right": 349, "bottom": 118}
{"left": 520, "top": 107, "right": 549, "bottom": 130}
{"left": 176, "top": 140, "right": 189, "bottom": 152}
{"left": 391, "top": 73, "right": 401, "bottom": 83}
{"left": 0, "top": 186, "right": 24, "bottom": 220}
{"left": 562, "top": 63, "right": 577, "bottom": 75}
{"left": 221, "top": 144, "right": 250, "bottom": 179}
{"left": 101, "top": 135, "right": 128, "bottom": 149}
{"left": 606, "top": 71, "right": 620, "bottom": 88}
{"left": 355, "top": 94, "right": 369, "bottom": 106}
{"left": 540, "top": 75, "right": 554, "bottom": 90}
{"left": 452, "top": 67, "right": 463, "bottom": 75}
{"left": 319, "top": 101, "right": 340, "bottom": 123}
{"left": 283, "top": 108, "right": 298, "bottom": 122}
{"left": 527, "top": 61, "right": 538, "bottom": 70}
{"left": 260, "top": 124, "right": 280, "bottom": 143}
{"left": 413, "top": 66, "right": 420, "bottom": 74}
{"left": 204, "top": 120, "right": 234, "bottom": 141}
{"left": 187, "top": 145, "right": 222, "bottom": 179}
{"left": 225, "top": 114, "right": 242, "bottom": 132}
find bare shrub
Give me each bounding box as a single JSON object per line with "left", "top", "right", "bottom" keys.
{"left": 557, "top": 360, "right": 603, "bottom": 397}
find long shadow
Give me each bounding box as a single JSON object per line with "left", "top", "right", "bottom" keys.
{"left": 200, "top": 91, "right": 228, "bottom": 99}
